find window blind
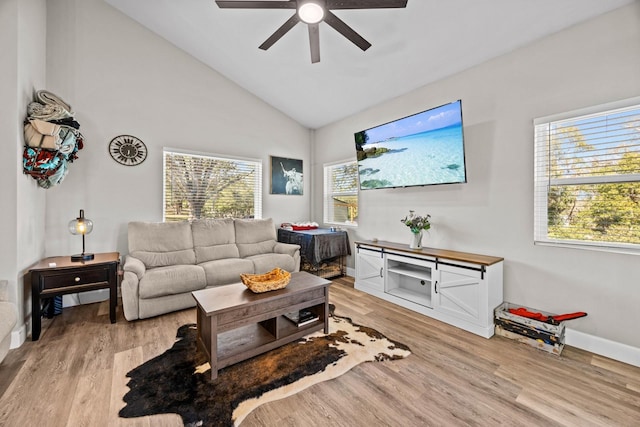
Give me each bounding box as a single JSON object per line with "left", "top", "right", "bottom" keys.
{"left": 163, "top": 149, "right": 262, "bottom": 222}
{"left": 323, "top": 160, "right": 358, "bottom": 225}
{"left": 534, "top": 99, "right": 640, "bottom": 251}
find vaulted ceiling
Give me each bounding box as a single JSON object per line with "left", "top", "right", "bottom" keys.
{"left": 105, "top": 0, "right": 635, "bottom": 128}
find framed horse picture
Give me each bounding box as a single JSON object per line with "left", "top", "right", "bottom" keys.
{"left": 270, "top": 156, "right": 303, "bottom": 195}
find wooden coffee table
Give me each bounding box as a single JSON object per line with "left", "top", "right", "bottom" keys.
{"left": 191, "top": 271, "right": 331, "bottom": 379}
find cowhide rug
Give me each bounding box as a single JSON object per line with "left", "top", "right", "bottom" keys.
{"left": 119, "top": 307, "right": 411, "bottom": 426}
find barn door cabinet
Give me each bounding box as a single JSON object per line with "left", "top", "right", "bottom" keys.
{"left": 354, "top": 240, "right": 504, "bottom": 338}
{"left": 354, "top": 245, "right": 385, "bottom": 292}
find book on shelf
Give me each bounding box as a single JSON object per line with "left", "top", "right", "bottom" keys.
{"left": 284, "top": 309, "right": 319, "bottom": 327}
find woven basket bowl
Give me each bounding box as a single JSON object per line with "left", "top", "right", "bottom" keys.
{"left": 240, "top": 268, "right": 291, "bottom": 293}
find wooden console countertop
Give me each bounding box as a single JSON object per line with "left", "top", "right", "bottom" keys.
{"left": 355, "top": 240, "right": 503, "bottom": 266}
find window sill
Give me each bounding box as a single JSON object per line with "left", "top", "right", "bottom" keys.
{"left": 324, "top": 221, "right": 358, "bottom": 228}
{"left": 534, "top": 240, "right": 640, "bottom": 256}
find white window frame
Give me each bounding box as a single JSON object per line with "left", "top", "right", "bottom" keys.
{"left": 323, "top": 159, "right": 358, "bottom": 227}
{"left": 534, "top": 96, "right": 640, "bottom": 255}
{"left": 163, "top": 148, "right": 262, "bottom": 222}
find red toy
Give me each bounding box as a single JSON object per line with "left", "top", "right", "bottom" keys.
{"left": 509, "top": 307, "right": 587, "bottom": 325}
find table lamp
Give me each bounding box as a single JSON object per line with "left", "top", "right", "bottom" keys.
{"left": 69, "top": 209, "right": 94, "bottom": 261}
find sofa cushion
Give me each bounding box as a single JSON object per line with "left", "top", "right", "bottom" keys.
{"left": 129, "top": 221, "right": 196, "bottom": 268}
{"left": 139, "top": 265, "right": 206, "bottom": 299}
{"left": 200, "top": 258, "right": 255, "bottom": 287}
{"left": 192, "top": 218, "right": 239, "bottom": 263}
{"left": 235, "top": 218, "right": 277, "bottom": 258}
{"left": 247, "top": 253, "right": 296, "bottom": 274}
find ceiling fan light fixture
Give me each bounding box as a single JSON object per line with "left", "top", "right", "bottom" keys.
{"left": 298, "top": 2, "right": 324, "bottom": 24}
{"left": 215, "top": 0, "right": 408, "bottom": 63}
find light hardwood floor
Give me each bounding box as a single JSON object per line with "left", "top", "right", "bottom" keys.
{"left": 1, "top": 276, "right": 639, "bottom": 426}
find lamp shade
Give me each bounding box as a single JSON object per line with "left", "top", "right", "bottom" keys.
{"left": 68, "top": 213, "right": 93, "bottom": 235}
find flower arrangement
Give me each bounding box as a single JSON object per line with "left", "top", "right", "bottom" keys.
{"left": 401, "top": 210, "right": 431, "bottom": 234}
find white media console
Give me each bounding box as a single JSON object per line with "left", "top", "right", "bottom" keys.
{"left": 354, "top": 240, "right": 504, "bottom": 338}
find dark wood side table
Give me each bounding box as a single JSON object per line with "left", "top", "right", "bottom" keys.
{"left": 29, "top": 252, "right": 120, "bottom": 341}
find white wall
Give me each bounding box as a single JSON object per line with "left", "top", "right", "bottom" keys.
{"left": 44, "top": 0, "right": 311, "bottom": 260}
{"left": 313, "top": 3, "right": 640, "bottom": 350}
{"left": 0, "top": 0, "right": 47, "bottom": 347}
{"left": 0, "top": 0, "right": 20, "bottom": 289}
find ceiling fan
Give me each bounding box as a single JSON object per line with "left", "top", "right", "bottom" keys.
{"left": 215, "top": 0, "right": 408, "bottom": 63}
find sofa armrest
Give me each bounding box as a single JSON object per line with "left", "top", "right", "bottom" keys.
{"left": 121, "top": 256, "right": 144, "bottom": 321}
{"left": 121, "top": 271, "right": 140, "bottom": 321}
{"left": 274, "top": 242, "right": 301, "bottom": 272}
{"left": 0, "top": 280, "right": 8, "bottom": 302}
{"left": 123, "top": 255, "right": 146, "bottom": 280}
{"left": 273, "top": 242, "right": 300, "bottom": 257}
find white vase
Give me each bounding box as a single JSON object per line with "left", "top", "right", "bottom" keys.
{"left": 409, "top": 231, "right": 423, "bottom": 249}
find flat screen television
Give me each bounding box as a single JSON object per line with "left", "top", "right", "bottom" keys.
{"left": 354, "top": 100, "right": 467, "bottom": 189}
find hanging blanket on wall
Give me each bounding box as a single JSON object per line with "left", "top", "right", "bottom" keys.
{"left": 36, "top": 90, "right": 75, "bottom": 115}
{"left": 24, "top": 119, "right": 62, "bottom": 150}
{"left": 22, "top": 90, "right": 83, "bottom": 189}
{"left": 26, "top": 90, "right": 75, "bottom": 121}
{"left": 22, "top": 147, "right": 69, "bottom": 189}
{"left": 26, "top": 102, "right": 70, "bottom": 121}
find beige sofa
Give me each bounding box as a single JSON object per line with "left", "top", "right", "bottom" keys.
{"left": 1, "top": 280, "right": 18, "bottom": 365}
{"left": 121, "top": 218, "right": 300, "bottom": 320}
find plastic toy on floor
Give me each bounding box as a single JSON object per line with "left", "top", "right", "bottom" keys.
{"left": 508, "top": 307, "right": 587, "bottom": 325}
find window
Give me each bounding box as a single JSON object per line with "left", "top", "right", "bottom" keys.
{"left": 534, "top": 98, "right": 640, "bottom": 253}
{"left": 324, "top": 160, "right": 358, "bottom": 226}
{"left": 163, "top": 149, "right": 262, "bottom": 222}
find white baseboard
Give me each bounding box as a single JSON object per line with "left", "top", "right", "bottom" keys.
{"left": 10, "top": 324, "right": 26, "bottom": 349}
{"left": 346, "top": 267, "right": 355, "bottom": 277}
{"left": 566, "top": 328, "right": 640, "bottom": 368}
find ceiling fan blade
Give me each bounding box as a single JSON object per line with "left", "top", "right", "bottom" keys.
{"left": 326, "top": 0, "right": 407, "bottom": 9}
{"left": 215, "top": 1, "right": 296, "bottom": 9}
{"left": 308, "top": 23, "right": 320, "bottom": 63}
{"left": 323, "top": 11, "right": 371, "bottom": 51}
{"left": 259, "top": 14, "right": 300, "bottom": 50}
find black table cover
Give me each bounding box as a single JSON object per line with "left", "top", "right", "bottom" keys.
{"left": 277, "top": 228, "right": 351, "bottom": 266}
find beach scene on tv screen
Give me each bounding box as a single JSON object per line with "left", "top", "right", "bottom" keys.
{"left": 355, "top": 101, "right": 466, "bottom": 189}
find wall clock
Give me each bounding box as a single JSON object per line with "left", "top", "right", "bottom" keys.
{"left": 109, "top": 135, "right": 147, "bottom": 166}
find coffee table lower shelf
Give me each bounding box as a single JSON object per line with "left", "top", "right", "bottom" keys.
{"left": 192, "top": 272, "right": 331, "bottom": 379}
{"left": 213, "top": 316, "right": 325, "bottom": 371}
